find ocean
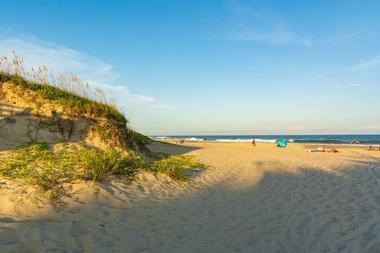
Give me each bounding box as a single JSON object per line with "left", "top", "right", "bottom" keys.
{"left": 152, "top": 135, "right": 380, "bottom": 145}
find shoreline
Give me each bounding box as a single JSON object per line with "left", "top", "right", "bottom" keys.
{"left": 2, "top": 139, "right": 380, "bottom": 252}
{"left": 153, "top": 138, "right": 379, "bottom": 148}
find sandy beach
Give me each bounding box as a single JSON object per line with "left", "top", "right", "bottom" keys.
{"left": 1, "top": 142, "right": 380, "bottom": 252}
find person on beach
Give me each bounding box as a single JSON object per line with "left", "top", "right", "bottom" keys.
{"left": 368, "top": 145, "right": 380, "bottom": 151}
{"left": 252, "top": 139, "right": 256, "bottom": 146}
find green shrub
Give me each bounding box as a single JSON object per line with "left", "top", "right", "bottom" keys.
{"left": 78, "top": 149, "right": 147, "bottom": 181}
{"left": 0, "top": 143, "right": 208, "bottom": 200}
{"left": 0, "top": 143, "right": 77, "bottom": 199}
{"left": 151, "top": 155, "right": 207, "bottom": 181}
{"left": 128, "top": 130, "right": 152, "bottom": 145}
{"left": 0, "top": 143, "right": 147, "bottom": 199}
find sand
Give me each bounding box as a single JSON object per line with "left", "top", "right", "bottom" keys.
{"left": 1, "top": 142, "right": 380, "bottom": 252}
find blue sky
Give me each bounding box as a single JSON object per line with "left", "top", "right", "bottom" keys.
{"left": 1, "top": 0, "right": 380, "bottom": 135}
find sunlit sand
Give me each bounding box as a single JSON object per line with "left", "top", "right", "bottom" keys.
{"left": 1, "top": 142, "right": 380, "bottom": 252}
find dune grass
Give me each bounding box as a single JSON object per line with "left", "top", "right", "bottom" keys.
{"left": 0, "top": 143, "right": 147, "bottom": 199}
{"left": 0, "top": 143, "right": 207, "bottom": 199}
{"left": 0, "top": 52, "right": 127, "bottom": 126}
{"left": 128, "top": 130, "right": 153, "bottom": 145}
{"left": 151, "top": 155, "right": 208, "bottom": 181}
{"left": 0, "top": 73, "right": 126, "bottom": 126}
{"left": 0, "top": 53, "right": 207, "bottom": 200}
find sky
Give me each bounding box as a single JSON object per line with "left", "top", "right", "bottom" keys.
{"left": 1, "top": 0, "right": 380, "bottom": 135}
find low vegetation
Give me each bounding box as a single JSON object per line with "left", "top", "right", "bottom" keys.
{"left": 0, "top": 52, "right": 208, "bottom": 201}
{"left": 0, "top": 52, "right": 126, "bottom": 126}
{"left": 151, "top": 155, "right": 208, "bottom": 181}
{"left": 0, "top": 143, "right": 146, "bottom": 199}
{"left": 128, "top": 130, "right": 153, "bottom": 145}
{"left": 0, "top": 73, "right": 126, "bottom": 126}
{"left": 0, "top": 143, "right": 207, "bottom": 199}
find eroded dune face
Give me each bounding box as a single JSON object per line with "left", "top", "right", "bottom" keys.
{"left": 0, "top": 82, "right": 123, "bottom": 151}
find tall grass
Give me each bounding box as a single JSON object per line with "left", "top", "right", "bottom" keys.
{"left": 0, "top": 51, "right": 126, "bottom": 125}
{"left": 0, "top": 52, "right": 208, "bottom": 199}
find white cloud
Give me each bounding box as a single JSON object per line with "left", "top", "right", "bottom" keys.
{"left": 227, "top": 1, "right": 311, "bottom": 46}
{"left": 348, "top": 54, "right": 380, "bottom": 71}
{"left": 327, "top": 83, "right": 364, "bottom": 89}
{"left": 288, "top": 124, "right": 305, "bottom": 131}
{"left": 367, "top": 125, "right": 380, "bottom": 130}
{"left": 0, "top": 36, "right": 170, "bottom": 114}
{"left": 319, "top": 32, "right": 357, "bottom": 45}
{"left": 232, "top": 25, "right": 312, "bottom": 46}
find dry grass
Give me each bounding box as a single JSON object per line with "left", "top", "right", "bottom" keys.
{"left": 0, "top": 51, "right": 126, "bottom": 125}
{"left": 0, "top": 52, "right": 207, "bottom": 201}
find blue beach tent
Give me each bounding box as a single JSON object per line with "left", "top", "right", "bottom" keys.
{"left": 277, "top": 139, "right": 288, "bottom": 148}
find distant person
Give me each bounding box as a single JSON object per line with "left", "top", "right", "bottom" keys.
{"left": 368, "top": 145, "right": 379, "bottom": 151}
{"left": 252, "top": 139, "right": 256, "bottom": 146}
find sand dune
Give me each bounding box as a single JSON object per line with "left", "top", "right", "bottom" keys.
{"left": 1, "top": 143, "right": 380, "bottom": 252}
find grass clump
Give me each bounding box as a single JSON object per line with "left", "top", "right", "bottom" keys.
{"left": 0, "top": 143, "right": 147, "bottom": 199}
{"left": 151, "top": 155, "right": 208, "bottom": 181}
{"left": 128, "top": 130, "right": 152, "bottom": 145}
{"left": 0, "top": 144, "right": 207, "bottom": 200}
{"left": 79, "top": 149, "right": 147, "bottom": 181}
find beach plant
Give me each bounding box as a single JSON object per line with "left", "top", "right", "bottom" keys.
{"left": 128, "top": 129, "right": 153, "bottom": 145}
{"left": 78, "top": 148, "right": 148, "bottom": 181}
{"left": 0, "top": 143, "right": 206, "bottom": 200}
{"left": 0, "top": 143, "right": 77, "bottom": 199}
{"left": 0, "top": 52, "right": 126, "bottom": 126}
{"left": 0, "top": 143, "right": 148, "bottom": 199}
{"left": 0, "top": 52, "right": 208, "bottom": 201}
{"left": 151, "top": 155, "right": 208, "bottom": 181}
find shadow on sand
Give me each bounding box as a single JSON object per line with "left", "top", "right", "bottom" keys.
{"left": 147, "top": 141, "right": 203, "bottom": 156}
{"left": 2, "top": 158, "right": 380, "bottom": 252}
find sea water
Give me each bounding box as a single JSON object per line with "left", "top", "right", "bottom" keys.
{"left": 152, "top": 135, "right": 380, "bottom": 145}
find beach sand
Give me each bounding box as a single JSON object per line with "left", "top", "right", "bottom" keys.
{"left": 1, "top": 142, "right": 380, "bottom": 252}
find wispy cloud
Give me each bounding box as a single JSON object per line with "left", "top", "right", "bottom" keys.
{"left": 227, "top": 1, "right": 311, "bottom": 46}
{"left": 231, "top": 24, "right": 312, "bottom": 46}
{"left": 366, "top": 125, "right": 380, "bottom": 130}
{"left": 326, "top": 83, "right": 364, "bottom": 89}
{"left": 0, "top": 36, "right": 170, "bottom": 114}
{"left": 348, "top": 54, "right": 380, "bottom": 71}
{"left": 289, "top": 124, "right": 306, "bottom": 131}
{"left": 319, "top": 32, "right": 358, "bottom": 45}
